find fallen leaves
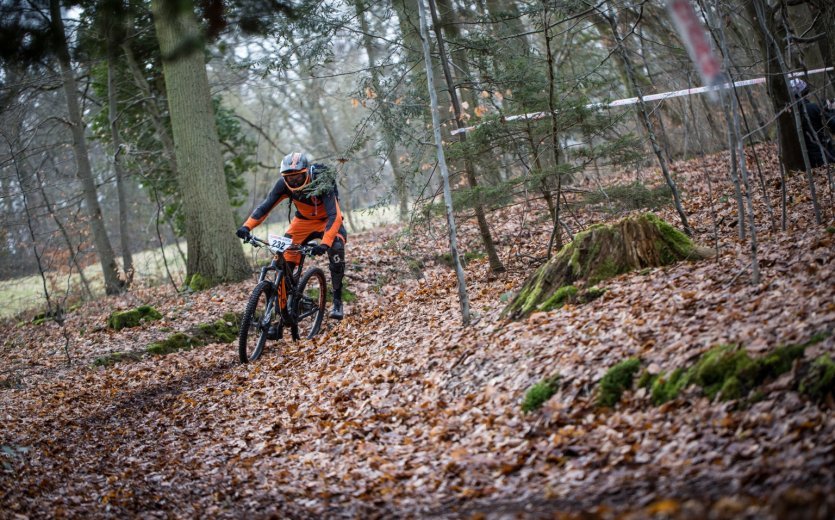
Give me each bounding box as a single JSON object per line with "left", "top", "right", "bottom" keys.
{"left": 1, "top": 148, "right": 834, "bottom": 517}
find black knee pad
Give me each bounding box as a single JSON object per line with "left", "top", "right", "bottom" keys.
{"left": 328, "top": 241, "right": 345, "bottom": 274}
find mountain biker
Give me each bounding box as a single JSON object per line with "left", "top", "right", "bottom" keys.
{"left": 790, "top": 78, "right": 835, "bottom": 168}
{"left": 236, "top": 152, "right": 346, "bottom": 320}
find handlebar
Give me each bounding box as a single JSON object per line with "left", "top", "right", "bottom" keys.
{"left": 244, "top": 235, "right": 318, "bottom": 257}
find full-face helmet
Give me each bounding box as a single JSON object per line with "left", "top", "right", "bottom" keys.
{"left": 280, "top": 152, "right": 311, "bottom": 191}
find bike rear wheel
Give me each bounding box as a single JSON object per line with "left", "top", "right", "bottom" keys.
{"left": 294, "top": 267, "right": 326, "bottom": 339}
{"left": 239, "top": 280, "right": 275, "bottom": 363}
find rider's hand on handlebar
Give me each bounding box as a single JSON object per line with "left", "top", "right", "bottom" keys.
{"left": 236, "top": 226, "right": 251, "bottom": 241}
{"left": 311, "top": 243, "right": 329, "bottom": 256}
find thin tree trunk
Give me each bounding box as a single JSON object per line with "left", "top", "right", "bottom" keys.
{"left": 427, "top": 0, "right": 505, "bottom": 273}
{"left": 543, "top": 2, "right": 564, "bottom": 253}
{"left": 35, "top": 160, "right": 93, "bottom": 298}
{"left": 714, "top": 4, "right": 760, "bottom": 283}
{"left": 601, "top": 7, "right": 692, "bottom": 235}
{"left": 107, "top": 29, "right": 134, "bottom": 282}
{"left": 49, "top": 0, "right": 125, "bottom": 295}
{"left": 417, "top": 0, "right": 470, "bottom": 325}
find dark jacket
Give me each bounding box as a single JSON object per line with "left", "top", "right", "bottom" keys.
{"left": 798, "top": 98, "right": 835, "bottom": 168}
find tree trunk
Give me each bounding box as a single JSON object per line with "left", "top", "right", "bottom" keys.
{"left": 746, "top": 0, "right": 808, "bottom": 173}
{"left": 417, "top": 0, "right": 470, "bottom": 325}
{"left": 107, "top": 19, "right": 134, "bottom": 281}
{"left": 428, "top": 0, "right": 505, "bottom": 274}
{"left": 152, "top": 0, "right": 250, "bottom": 286}
{"left": 49, "top": 0, "right": 125, "bottom": 295}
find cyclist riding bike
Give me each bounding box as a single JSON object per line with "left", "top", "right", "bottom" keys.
{"left": 236, "top": 152, "right": 346, "bottom": 320}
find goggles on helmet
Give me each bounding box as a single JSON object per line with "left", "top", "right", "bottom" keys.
{"left": 282, "top": 168, "right": 310, "bottom": 191}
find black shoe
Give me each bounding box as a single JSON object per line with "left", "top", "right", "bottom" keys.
{"left": 329, "top": 299, "right": 344, "bottom": 320}
{"left": 266, "top": 324, "right": 282, "bottom": 340}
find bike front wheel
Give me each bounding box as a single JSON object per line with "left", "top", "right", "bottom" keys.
{"left": 239, "top": 280, "right": 275, "bottom": 363}
{"left": 294, "top": 267, "right": 326, "bottom": 339}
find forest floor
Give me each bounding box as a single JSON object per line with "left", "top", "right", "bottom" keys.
{"left": 1, "top": 146, "right": 834, "bottom": 519}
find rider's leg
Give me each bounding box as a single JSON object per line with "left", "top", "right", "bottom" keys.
{"left": 328, "top": 233, "right": 346, "bottom": 320}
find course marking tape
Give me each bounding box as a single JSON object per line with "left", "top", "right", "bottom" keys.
{"left": 450, "top": 67, "right": 833, "bottom": 135}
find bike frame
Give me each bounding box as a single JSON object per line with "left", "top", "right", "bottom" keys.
{"left": 248, "top": 236, "right": 312, "bottom": 329}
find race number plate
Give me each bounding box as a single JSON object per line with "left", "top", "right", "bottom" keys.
{"left": 269, "top": 235, "right": 293, "bottom": 252}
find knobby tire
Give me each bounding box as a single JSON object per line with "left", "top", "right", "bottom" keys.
{"left": 295, "top": 267, "right": 326, "bottom": 339}
{"left": 238, "top": 280, "right": 274, "bottom": 363}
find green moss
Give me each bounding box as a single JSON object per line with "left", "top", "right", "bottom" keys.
{"left": 195, "top": 313, "right": 240, "bottom": 344}
{"left": 691, "top": 345, "right": 755, "bottom": 399}
{"left": 589, "top": 259, "right": 622, "bottom": 285}
{"left": 538, "top": 285, "right": 578, "bottom": 311}
{"left": 645, "top": 212, "right": 693, "bottom": 258}
{"left": 147, "top": 333, "right": 198, "bottom": 356}
{"left": 636, "top": 370, "right": 657, "bottom": 390}
{"left": 107, "top": 306, "right": 163, "bottom": 330}
{"left": 522, "top": 375, "right": 560, "bottom": 413}
{"left": 597, "top": 358, "right": 641, "bottom": 408}
{"left": 798, "top": 355, "right": 835, "bottom": 402}
{"left": 582, "top": 286, "right": 606, "bottom": 303}
{"left": 758, "top": 343, "right": 805, "bottom": 380}
{"left": 93, "top": 351, "right": 142, "bottom": 367}
{"left": 826, "top": 226, "right": 835, "bottom": 234}
{"left": 187, "top": 273, "right": 212, "bottom": 292}
{"left": 719, "top": 376, "right": 744, "bottom": 401}
{"left": 650, "top": 368, "right": 690, "bottom": 404}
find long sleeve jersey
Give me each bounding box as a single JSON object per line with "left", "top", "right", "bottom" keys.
{"left": 243, "top": 164, "right": 344, "bottom": 247}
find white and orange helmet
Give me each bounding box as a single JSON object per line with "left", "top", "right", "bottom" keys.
{"left": 280, "top": 152, "right": 311, "bottom": 191}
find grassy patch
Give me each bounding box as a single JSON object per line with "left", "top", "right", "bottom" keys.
{"left": 522, "top": 375, "right": 560, "bottom": 413}
{"left": 597, "top": 358, "right": 641, "bottom": 407}
{"left": 107, "top": 305, "right": 163, "bottom": 331}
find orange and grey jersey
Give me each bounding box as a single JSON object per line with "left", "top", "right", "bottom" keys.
{"left": 243, "top": 165, "right": 344, "bottom": 247}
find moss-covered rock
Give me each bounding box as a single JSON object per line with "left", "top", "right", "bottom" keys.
{"left": 798, "top": 355, "right": 835, "bottom": 402}
{"left": 521, "top": 375, "right": 560, "bottom": 413}
{"left": 147, "top": 333, "right": 199, "bottom": 356}
{"left": 690, "top": 345, "right": 757, "bottom": 400}
{"left": 146, "top": 312, "right": 242, "bottom": 357}
{"left": 504, "top": 213, "right": 714, "bottom": 319}
{"left": 597, "top": 358, "right": 641, "bottom": 407}
{"left": 107, "top": 305, "right": 163, "bottom": 330}
{"left": 195, "top": 313, "right": 240, "bottom": 344}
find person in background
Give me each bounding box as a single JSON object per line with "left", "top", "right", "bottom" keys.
{"left": 790, "top": 78, "right": 835, "bottom": 168}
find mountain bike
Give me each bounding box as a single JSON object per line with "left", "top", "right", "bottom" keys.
{"left": 238, "top": 234, "right": 327, "bottom": 363}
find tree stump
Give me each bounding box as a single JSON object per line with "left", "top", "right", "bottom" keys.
{"left": 504, "top": 213, "right": 715, "bottom": 320}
